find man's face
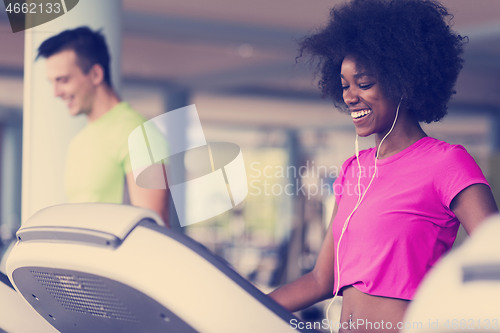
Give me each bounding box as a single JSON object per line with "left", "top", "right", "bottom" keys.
{"left": 45, "top": 49, "right": 96, "bottom": 117}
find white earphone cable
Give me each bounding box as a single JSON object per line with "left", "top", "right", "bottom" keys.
{"left": 325, "top": 97, "right": 403, "bottom": 332}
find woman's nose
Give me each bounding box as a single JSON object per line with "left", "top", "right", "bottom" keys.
{"left": 343, "top": 88, "right": 360, "bottom": 105}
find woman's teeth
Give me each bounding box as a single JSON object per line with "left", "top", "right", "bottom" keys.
{"left": 351, "top": 109, "right": 372, "bottom": 119}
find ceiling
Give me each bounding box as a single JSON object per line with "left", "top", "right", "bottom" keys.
{"left": 119, "top": 0, "right": 500, "bottom": 106}
{"left": 0, "top": 0, "right": 499, "bottom": 114}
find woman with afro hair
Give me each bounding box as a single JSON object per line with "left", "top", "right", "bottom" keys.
{"left": 269, "top": 0, "right": 498, "bottom": 331}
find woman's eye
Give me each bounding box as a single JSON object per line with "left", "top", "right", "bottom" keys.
{"left": 342, "top": 86, "right": 349, "bottom": 91}
{"left": 359, "top": 83, "right": 374, "bottom": 89}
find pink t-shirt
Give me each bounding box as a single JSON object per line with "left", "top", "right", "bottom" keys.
{"left": 332, "top": 137, "right": 489, "bottom": 300}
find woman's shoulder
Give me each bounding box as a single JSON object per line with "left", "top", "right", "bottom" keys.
{"left": 414, "top": 137, "right": 481, "bottom": 175}
{"left": 419, "top": 137, "right": 471, "bottom": 159}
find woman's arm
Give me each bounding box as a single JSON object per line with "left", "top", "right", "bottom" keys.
{"left": 268, "top": 203, "right": 338, "bottom": 312}
{"left": 450, "top": 183, "right": 498, "bottom": 234}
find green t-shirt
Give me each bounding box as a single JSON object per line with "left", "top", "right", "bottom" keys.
{"left": 64, "top": 102, "right": 146, "bottom": 203}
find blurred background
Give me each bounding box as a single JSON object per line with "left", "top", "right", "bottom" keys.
{"left": 0, "top": 0, "right": 499, "bottom": 328}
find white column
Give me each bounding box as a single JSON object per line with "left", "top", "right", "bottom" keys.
{"left": 0, "top": 122, "right": 22, "bottom": 240}
{"left": 22, "top": 0, "right": 122, "bottom": 222}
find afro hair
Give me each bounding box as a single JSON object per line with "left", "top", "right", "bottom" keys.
{"left": 300, "top": 0, "right": 466, "bottom": 123}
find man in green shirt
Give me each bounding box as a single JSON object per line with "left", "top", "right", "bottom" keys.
{"left": 37, "top": 26, "right": 169, "bottom": 226}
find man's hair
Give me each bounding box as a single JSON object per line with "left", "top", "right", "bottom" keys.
{"left": 299, "top": 0, "right": 466, "bottom": 123}
{"left": 37, "top": 26, "right": 112, "bottom": 87}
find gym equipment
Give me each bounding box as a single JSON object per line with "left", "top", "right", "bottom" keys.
{"left": 5, "top": 203, "right": 317, "bottom": 333}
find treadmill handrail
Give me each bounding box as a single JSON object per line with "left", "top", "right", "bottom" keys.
{"left": 17, "top": 203, "right": 163, "bottom": 245}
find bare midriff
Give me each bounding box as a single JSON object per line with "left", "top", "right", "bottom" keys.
{"left": 339, "top": 286, "right": 410, "bottom": 333}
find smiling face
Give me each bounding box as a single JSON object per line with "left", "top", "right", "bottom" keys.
{"left": 45, "top": 49, "right": 97, "bottom": 117}
{"left": 340, "top": 55, "right": 399, "bottom": 137}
